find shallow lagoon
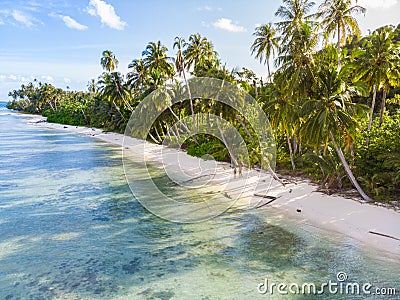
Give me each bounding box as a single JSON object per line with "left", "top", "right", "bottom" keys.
{"left": 0, "top": 105, "right": 399, "bottom": 299}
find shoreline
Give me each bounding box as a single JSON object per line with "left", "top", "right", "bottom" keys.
{"left": 20, "top": 112, "right": 400, "bottom": 257}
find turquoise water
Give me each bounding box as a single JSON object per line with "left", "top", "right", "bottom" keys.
{"left": 0, "top": 103, "right": 399, "bottom": 299}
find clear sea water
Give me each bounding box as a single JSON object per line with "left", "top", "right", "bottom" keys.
{"left": 0, "top": 101, "right": 399, "bottom": 299}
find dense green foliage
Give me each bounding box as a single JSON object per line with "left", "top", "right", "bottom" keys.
{"left": 7, "top": 0, "right": 400, "bottom": 205}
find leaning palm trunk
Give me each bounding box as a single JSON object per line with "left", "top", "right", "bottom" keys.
{"left": 379, "top": 87, "right": 388, "bottom": 127}
{"left": 168, "top": 107, "right": 199, "bottom": 144}
{"left": 330, "top": 132, "right": 372, "bottom": 201}
{"left": 236, "top": 115, "right": 252, "bottom": 137}
{"left": 112, "top": 100, "right": 125, "bottom": 119}
{"left": 366, "top": 85, "right": 377, "bottom": 145}
{"left": 216, "top": 116, "right": 238, "bottom": 167}
{"left": 114, "top": 81, "right": 134, "bottom": 112}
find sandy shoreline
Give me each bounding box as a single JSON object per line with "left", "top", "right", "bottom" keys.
{"left": 20, "top": 113, "right": 400, "bottom": 257}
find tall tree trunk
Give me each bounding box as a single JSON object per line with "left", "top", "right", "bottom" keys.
{"left": 80, "top": 107, "right": 89, "bottom": 125}
{"left": 216, "top": 116, "right": 238, "bottom": 167}
{"left": 148, "top": 131, "right": 160, "bottom": 144}
{"left": 236, "top": 115, "right": 252, "bottom": 137}
{"left": 114, "top": 81, "right": 133, "bottom": 112}
{"left": 330, "top": 132, "right": 372, "bottom": 201}
{"left": 164, "top": 121, "right": 181, "bottom": 147}
{"left": 267, "top": 164, "right": 285, "bottom": 186}
{"left": 266, "top": 59, "right": 272, "bottom": 83}
{"left": 299, "top": 140, "right": 304, "bottom": 168}
{"left": 48, "top": 101, "right": 55, "bottom": 112}
{"left": 112, "top": 100, "right": 125, "bottom": 119}
{"left": 293, "top": 135, "right": 298, "bottom": 155}
{"left": 168, "top": 107, "right": 199, "bottom": 144}
{"left": 182, "top": 69, "right": 197, "bottom": 139}
{"left": 154, "top": 124, "right": 163, "bottom": 142}
{"left": 379, "top": 86, "right": 387, "bottom": 127}
{"left": 366, "top": 85, "right": 377, "bottom": 146}
{"left": 286, "top": 132, "right": 296, "bottom": 171}
{"left": 337, "top": 23, "right": 341, "bottom": 67}
{"left": 253, "top": 79, "right": 258, "bottom": 98}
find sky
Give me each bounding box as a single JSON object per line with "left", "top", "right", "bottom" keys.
{"left": 0, "top": 0, "right": 399, "bottom": 99}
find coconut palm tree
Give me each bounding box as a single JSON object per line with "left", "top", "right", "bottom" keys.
{"left": 142, "top": 41, "right": 175, "bottom": 82}
{"left": 184, "top": 33, "right": 219, "bottom": 75}
{"left": 355, "top": 26, "right": 400, "bottom": 142}
{"left": 251, "top": 23, "right": 279, "bottom": 81}
{"left": 173, "top": 36, "right": 197, "bottom": 138}
{"left": 275, "top": 0, "right": 315, "bottom": 41}
{"left": 127, "top": 58, "right": 148, "bottom": 90}
{"left": 100, "top": 50, "right": 119, "bottom": 72}
{"left": 317, "top": 0, "right": 365, "bottom": 66}
{"left": 264, "top": 73, "right": 297, "bottom": 170}
{"left": 301, "top": 61, "right": 371, "bottom": 200}
{"left": 277, "top": 21, "right": 319, "bottom": 96}
{"left": 99, "top": 50, "right": 133, "bottom": 112}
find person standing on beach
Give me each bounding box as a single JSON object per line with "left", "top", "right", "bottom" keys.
{"left": 238, "top": 163, "right": 242, "bottom": 177}
{"left": 233, "top": 167, "right": 237, "bottom": 178}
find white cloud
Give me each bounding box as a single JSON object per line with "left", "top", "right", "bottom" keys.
{"left": 87, "top": 0, "right": 127, "bottom": 30}
{"left": 60, "top": 15, "right": 88, "bottom": 30}
{"left": 64, "top": 77, "right": 71, "bottom": 84}
{"left": 12, "top": 10, "right": 37, "bottom": 27}
{"left": 8, "top": 75, "right": 18, "bottom": 81}
{"left": 358, "top": 0, "right": 398, "bottom": 8}
{"left": 212, "top": 18, "right": 246, "bottom": 32}
{"left": 198, "top": 5, "right": 212, "bottom": 11}
{"left": 197, "top": 5, "right": 222, "bottom": 11}
{"left": 41, "top": 75, "right": 54, "bottom": 82}
{"left": 0, "top": 18, "right": 4, "bottom": 25}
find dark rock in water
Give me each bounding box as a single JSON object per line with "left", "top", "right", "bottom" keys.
{"left": 137, "top": 288, "right": 152, "bottom": 296}
{"left": 92, "top": 216, "right": 110, "bottom": 222}
{"left": 64, "top": 126, "right": 68, "bottom": 128}
{"left": 151, "top": 290, "right": 175, "bottom": 300}
{"left": 38, "top": 286, "right": 49, "bottom": 292}
{"left": 5, "top": 295, "right": 13, "bottom": 300}
{"left": 70, "top": 282, "right": 80, "bottom": 289}
{"left": 122, "top": 257, "right": 141, "bottom": 274}
{"left": 296, "top": 209, "right": 302, "bottom": 213}
{"left": 94, "top": 287, "right": 106, "bottom": 294}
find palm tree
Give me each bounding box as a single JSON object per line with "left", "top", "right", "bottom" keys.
{"left": 98, "top": 72, "right": 133, "bottom": 114}
{"left": 100, "top": 50, "right": 119, "bottom": 72}
{"left": 355, "top": 26, "right": 399, "bottom": 142}
{"left": 276, "top": 21, "right": 319, "bottom": 96}
{"left": 142, "top": 41, "right": 175, "bottom": 82}
{"left": 127, "top": 58, "right": 148, "bottom": 90}
{"left": 99, "top": 50, "right": 133, "bottom": 112}
{"left": 317, "top": 0, "right": 365, "bottom": 66}
{"left": 183, "top": 33, "right": 219, "bottom": 74}
{"left": 173, "top": 36, "right": 197, "bottom": 138}
{"left": 301, "top": 62, "right": 371, "bottom": 200}
{"left": 264, "top": 73, "right": 297, "bottom": 170}
{"left": 275, "top": 0, "right": 315, "bottom": 41}
{"left": 251, "top": 23, "right": 279, "bottom": 81}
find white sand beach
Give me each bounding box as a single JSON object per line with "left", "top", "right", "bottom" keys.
{"left": 24, "top": 113, "right": 400, "bottom": 257}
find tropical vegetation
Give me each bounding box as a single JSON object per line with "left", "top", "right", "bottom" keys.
{"left": 7, "top": 0, "right": 400, "bottom": 206}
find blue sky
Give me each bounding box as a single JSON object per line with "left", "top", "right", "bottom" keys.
{"left": 0, "top": 0, "right": 399, "bottom": 99}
